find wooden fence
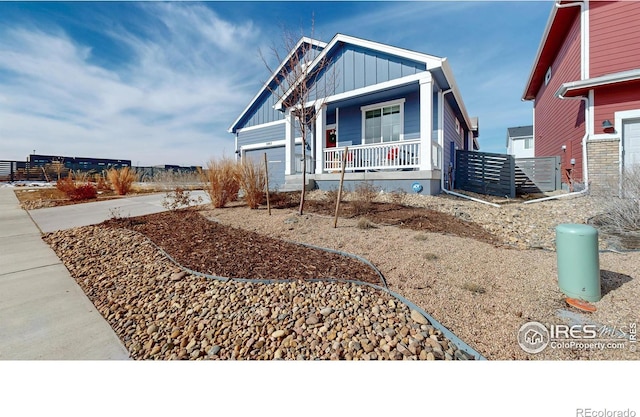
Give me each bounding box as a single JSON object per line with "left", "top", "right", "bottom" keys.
{"left": 0, "top": 160, "right": 50, "bottom": 182}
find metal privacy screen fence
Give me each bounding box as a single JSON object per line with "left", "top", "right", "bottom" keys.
{"left": 455, "top": 150, "right": 560, "bottom": 198}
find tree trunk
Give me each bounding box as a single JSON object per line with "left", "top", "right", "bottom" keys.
{"left": 298, "top": 136, "right": 306, "bottom": 215}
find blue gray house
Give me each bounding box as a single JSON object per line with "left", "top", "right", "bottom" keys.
{"left": 229, "top": 34, "right": 479, "bottom": 194}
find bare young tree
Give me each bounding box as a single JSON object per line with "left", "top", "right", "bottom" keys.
{"left": 260, "top": 20, "right": 337, "bottom": 215}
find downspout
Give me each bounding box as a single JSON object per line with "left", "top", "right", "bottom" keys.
{"left": 524, "top": 95, "right": 590, "bottom": 204}
{"left": 439, "top": 89, "right": 500, "bottom": 207}
{"left": 525, "top": 0, "right": 589, "bottom": 204}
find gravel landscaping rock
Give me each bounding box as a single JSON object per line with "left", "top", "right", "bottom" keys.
{"left": 44, "top": 226, "right": 471, "bottom": 360}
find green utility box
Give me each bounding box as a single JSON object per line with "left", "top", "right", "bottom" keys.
{"left": 555, "top": 224, "right": 601, "bottom": 302}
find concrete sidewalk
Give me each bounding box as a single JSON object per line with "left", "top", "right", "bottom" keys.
{"left": 0, "top": 188, "right": 130, "bottom": 359}
{"left": 29, "top": 190, "right": 210, "bottom": 233}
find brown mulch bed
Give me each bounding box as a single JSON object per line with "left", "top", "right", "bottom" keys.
{"left": 270, "top": 193, "right": 501, "bottom": 246}
{"left": 102, "top": 210, "right": 384, "bottom": 285}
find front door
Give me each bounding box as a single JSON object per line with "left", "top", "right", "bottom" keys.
{"left": 326, "top": 128, "right": 337, "bottom": 148}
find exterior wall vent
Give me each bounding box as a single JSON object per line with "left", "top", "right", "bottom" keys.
{"left": 544, "top": 66, "right": 552, "bottom": 86}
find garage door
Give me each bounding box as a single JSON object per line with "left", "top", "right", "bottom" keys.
{"left": 245, "top": 146, "right": 285, "bottom": 191}
{"left": 623, "top": 118, "right": 640, "bottom": 168}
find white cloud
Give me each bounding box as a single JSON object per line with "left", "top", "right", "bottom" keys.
{"left": 0, "top": 3, "right": 265, "bottom": 166}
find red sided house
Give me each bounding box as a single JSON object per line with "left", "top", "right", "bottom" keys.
{"left": 522, "top": 0, "right": 640, "bottom": 194}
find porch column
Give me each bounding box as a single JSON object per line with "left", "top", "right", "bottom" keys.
{"left": 315, "top": 103, "right": 326, "bottom": 174}
{"left": 419, "top": 72, "right": 433, "bottom": 171}
{"left": 284, "top": 109, "right": 295, "bottom": 175}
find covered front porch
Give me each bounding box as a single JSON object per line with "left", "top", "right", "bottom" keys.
{"left": 285, "top": 71, "right": 442, "bottom": 177}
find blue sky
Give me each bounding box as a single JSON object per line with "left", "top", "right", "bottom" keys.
{"left": 0, "top": 1, "right": 552, "bottom": 167}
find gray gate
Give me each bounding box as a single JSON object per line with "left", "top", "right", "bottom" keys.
{"left": 515, "top": 156, "right": 561, "bottom": 193}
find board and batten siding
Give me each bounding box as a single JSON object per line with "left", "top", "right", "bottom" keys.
{"left": 236, "top": 122, "right": 286, "bottom": 148}
{"left": 534, "top": 14, "right": 584, "bottom": 183}
{"left": 589, "top": 1, "right": 640, "bottom": 79}
{"left": 310, "top": 44, "right": 427, "bottom": 101}
{"left": 239, "top": 89, "right": 285, "bottom": 129}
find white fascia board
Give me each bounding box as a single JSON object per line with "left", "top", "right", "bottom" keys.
{"left": 556, "top": 68, "right": 640, "bottom": 98}
{"left": 235, "top": 119, "right": 286, "bottom": 134}
{"left": 300, "top": 72, "right": 428, "bottom": 109}
{"left": 275, "top": 33, "right": 443, "bottom": 110}
{"left": 334, "top": 34, "right": 443, "bottom": 65}
{"left": 440, "top": 58, "right": 473, "bottom": 130}
{"left": 228, "top": 37, "right": 327, "bottom": 133}
{"left": 522, "top": 3, "right": 559, "bottom": 101}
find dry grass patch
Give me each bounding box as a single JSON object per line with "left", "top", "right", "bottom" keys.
{"left": 238, "top": 158, "right": 266, "bottom": 209}
{"left": 462, "top": 282, "right": 486, "bottom": 294}
{"left": 201, "top": 157, "right": 240, "bottom": 208}
{"left": 107, "top": 167, "right": 138, "bottom": 195}
{"left": 423, "top": 253, "right": 438, "bottom": 261}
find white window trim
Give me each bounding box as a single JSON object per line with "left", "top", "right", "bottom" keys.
{"left": 360, "top": 98, "right": 405, "bottom": 144}
{"left": 523, "top": 137, "right": 534, "bottom": 150}
{"left": 615, "top": 109, "right": 640, "bottom": 190}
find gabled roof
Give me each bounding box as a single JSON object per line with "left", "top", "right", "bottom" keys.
{"left": 228, "top": 37, "right": 327, "bottom": 133}
{"left": 230, "top": 33, "right": 477, "bottom": 143}
{"left": 274, "top": 33, "right": 443, "bottom": 111}
{"left": 507, "top": 125, "right": 533, "bottom": 139}
{"left": 506, "top": 125, "right": 533, "bottom": 147}
{"left": 522, "top": 1, "right": 581, "bottom": 101}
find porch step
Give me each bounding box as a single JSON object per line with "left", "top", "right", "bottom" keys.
{"left": 279, "top": 178, "right": 316, "bottom": 192}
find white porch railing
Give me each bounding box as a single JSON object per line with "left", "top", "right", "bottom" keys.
{"left": 323, "top": 140, "right": 421, "bottom": 172}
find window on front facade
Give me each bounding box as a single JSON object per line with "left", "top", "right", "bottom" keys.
{"left": 363, "top": 104, "right": 402, "bottom": 144}
{"left": 524, "top": 137, "right": 533, "bottom": 149}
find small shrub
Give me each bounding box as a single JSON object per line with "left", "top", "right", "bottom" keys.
{"left": 109, "top": 207, "right": 125, "bottom": 220}
{"left": 107, "top": 167, "right": 138, "bottom": 195}
{"left": 267, "top": 191, "right": 300, "bottom": 209}
{"left": 201, "top": 157, "right": 241, "bottom": 208}
{"left": 56, "top": 176, "right": 77, "bottom": 196}
{"left": 55, "top": 174, "right": 97, "bottom": 201}
{"left": 351, "top": 181, "right": 380, "bottom": 215}
{"left": 70, "top": 184, "right": 97, "bottom": 201}
{"left": 423, "top": 253, "right": 438, "bottom": 261}
{"left": 356, "top": 217, "right": 377, "bottom": 229}
{"left": 388, "top": 188, "right": 407, "bottom": 206}
{"left": 591, "top": 164, "right": 640, "bottom": 235}
{"left": 353, "top": 181, "right": 379, "bottom": 202}
{"left": 162, "top": 187, "right": 203, "bottom": 211}
{"left": 324, "top": 187, "right": 341, "bottom": 204}
{"left": 238, "top": 158, "right": 266, "bottom": 209}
